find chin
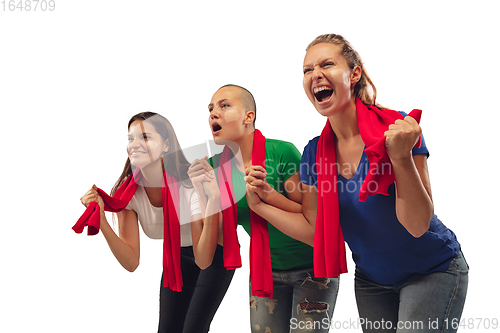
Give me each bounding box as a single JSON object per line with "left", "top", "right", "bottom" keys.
{"left": 212, "top": 136, "right": 222, "bottom": 145}
{"left": 130, "top": 162, "right": 147, "bottom": 170}
{"left": 129, "top": 158, "right": 151, "bottom": 169}
{"left": 316, "top": 100, "right": 348, "bottom": 118}
{"left": 314, "top": 105, "right": 334, "bottom": 117}
{"left": 213, "top": 137, "right": 229, "bottom": 146}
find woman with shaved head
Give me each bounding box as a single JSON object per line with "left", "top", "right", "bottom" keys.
{"left": 189, "top": 84, "right": 339, "bottom": 333}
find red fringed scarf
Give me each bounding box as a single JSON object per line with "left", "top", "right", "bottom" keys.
{"left": 314, "top": 97, "right": 422, "bottom": 278}
{"left": 218, "top": 129, "right": 273, "bottom": 298}
{"left": 72, "top": 167, "right": 182, "bottom": 292}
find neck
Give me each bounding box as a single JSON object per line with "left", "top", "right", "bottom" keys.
{"left": 139, "top": 159, "right": 164, "bottom": 188}
{"left": 328, "top": 97, "right": 359, "bottom": 141}
{"left": 227, "top": 129, "right": 254, "bottom": 172}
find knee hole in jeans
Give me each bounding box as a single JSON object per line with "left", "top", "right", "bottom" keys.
{"left": 297, "top": 299, "right": 329, "bottom": 314}
{"left": 249, "top": 297, "right": 277, "bottom": 315}
{"left": 253, "top": 324, "right": 272, "bottom": 332}
{"left": 250, "top": 296, "right": 258, "bottom": 309}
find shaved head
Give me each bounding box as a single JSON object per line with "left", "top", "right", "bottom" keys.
{"left": 218, "top": 84, "right": 256, "bottom": 126}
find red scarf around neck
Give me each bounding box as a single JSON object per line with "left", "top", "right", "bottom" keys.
{"left": 72, "top": 167, "right": 183, "bottom": 292}
{"left": 218, "top": 129, "right": 273, "bottom": 298}
{"left": 314, "top": 97, "right": 422, "bottom": 278}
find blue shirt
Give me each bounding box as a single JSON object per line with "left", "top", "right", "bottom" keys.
{"left": 300, "top": 129, "right": 460, "bottom": 286}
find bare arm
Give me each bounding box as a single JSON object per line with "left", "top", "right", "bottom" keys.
{"left": 246, "top": 182, "right": 315, "bottom": 246}
{"left": 392, "top": 154, "right": 433, "bottom": 237}
{"left": 385, "top": 116, "right": 434, "bottom": 237}
{"left": 191, "top": 193, "right": 221, "bottom": 270}
{"left": 245, "top": 167, "right": 302, "bottom": 213}
{"left": 188, "top": 158, "right": 223, "bottom": 269}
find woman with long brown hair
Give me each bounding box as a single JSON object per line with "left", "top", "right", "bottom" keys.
{"left": 76, "top": 112, "right": 233, "bottom": 333}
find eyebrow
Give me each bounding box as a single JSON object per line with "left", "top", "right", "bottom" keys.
{"left": 128, "top": 132, "right": 152, "bottom": 136}
{"left": 306, "top": 56, "right": 337, "bottom": 65}
{"left": 208, "top": 98, "right": 230, "bottom": 108}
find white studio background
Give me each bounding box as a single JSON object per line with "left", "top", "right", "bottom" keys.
{"left": 1, "top": 1, "right": 498, "bottom": 332}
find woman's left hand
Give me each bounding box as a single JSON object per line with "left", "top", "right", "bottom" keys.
{"left": 201, "top": 167, "right": 220, "bottom": 200}
{"left": 384, "top": 116, "right": 422, "bottom": 162}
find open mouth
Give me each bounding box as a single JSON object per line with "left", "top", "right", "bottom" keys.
{"left": 212, "top": 123, "right": 222, "bottom": 133}
{"left": 314, "top": 86, "right": 333, "bottom": 102}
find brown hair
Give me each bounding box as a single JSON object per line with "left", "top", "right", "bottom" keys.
{"left": 111, "top": 112, "right": 192, "bottom": 195}
{"left": 306, "top": 34, "right": 387, "bottom": 110}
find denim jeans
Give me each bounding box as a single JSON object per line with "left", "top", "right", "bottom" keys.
{"left": 249, "top": 267, "right": 339, "bottom": 333}
{"left": 355, "top": 250, "right": 469, "bottom": 333}
{"left": 157, "top": 245, "right": 234, "bottom": 333}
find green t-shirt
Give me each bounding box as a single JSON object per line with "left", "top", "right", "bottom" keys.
{"left": 209, "top": 138, "right": 313, "bottom": 271}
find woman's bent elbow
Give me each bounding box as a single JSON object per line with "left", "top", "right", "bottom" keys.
{"left": 409, "top": 229, "right": 426, "bottom": 238}
{"left": 124, "top": 259, "right": 140, "bottom": 272}
{"left": 408, "top": 217, "right": 432, "bottom": 238}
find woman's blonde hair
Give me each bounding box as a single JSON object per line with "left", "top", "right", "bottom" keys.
{"left": 306, "top": 34, "right": 387, "bottom": 110}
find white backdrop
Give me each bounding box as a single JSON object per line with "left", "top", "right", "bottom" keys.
{"left": 1, "top": 1, "right": 498, "bottom": 332}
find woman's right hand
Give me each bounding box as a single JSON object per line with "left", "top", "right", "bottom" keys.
{"left": 80, "top": 185, "right": 104, "bottom": 213}
{"left": 244, "top": 165, "right": 272, "bottom": 202}
{"left": 188, "top": 157, "right": 220, "bottom": 200}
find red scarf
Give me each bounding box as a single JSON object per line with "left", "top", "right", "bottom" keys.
{"left": 218, "top": 129, "right": 273, "bottom": 298}
{"left": 72, "top": 167, "right": 182, "bottom": 292}
{"left": 314, "top": 98, "right": 422, "bottom": 278}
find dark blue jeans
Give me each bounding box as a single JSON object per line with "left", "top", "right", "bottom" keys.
{"left": 250, "top": 267, "right": 339, "bottom": 333}
{"left": 355, "top": 251, "right": 469, "bottom": 333}
{"left": 157, "top": 245, "right": 234, "bottom": 333}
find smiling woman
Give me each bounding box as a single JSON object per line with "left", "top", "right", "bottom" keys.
{"left": 112, "top": 112, "right": 189, "bottom": 192}
{"left": 75, "top": 112, "right": 233, "bottom": 333}
{"left": 126, "top": 121, "right": 169, "bottom": 171}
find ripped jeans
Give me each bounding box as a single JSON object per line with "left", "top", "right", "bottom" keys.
{"left": 355, "top": 250, "right": 469, "bottom": 333}
{"left": 249, "top": 267, "right": 339, "bottom": 333}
